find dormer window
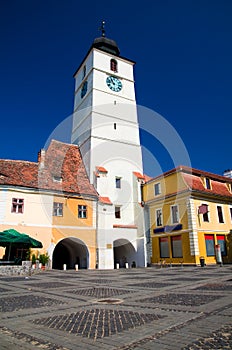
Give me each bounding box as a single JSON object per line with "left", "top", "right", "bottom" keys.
{"left": 227, "top": 183, "right": 232, "bottom": 192}
{"left": 53, "top": 176, "right": 62, "bottom": 183}
{"left": 205, "top": 178, "right": 211, "bottom": 189}
{"left": 110, "top": 59, "right": 117, "bottom": 72}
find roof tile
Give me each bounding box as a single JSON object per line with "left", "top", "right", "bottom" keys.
{"left": 0, "top": 140, "right": 97, "bottom": 197}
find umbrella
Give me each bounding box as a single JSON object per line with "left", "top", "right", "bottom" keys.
{"left": 0, "top": 229, "right": 43, "bottom": 260}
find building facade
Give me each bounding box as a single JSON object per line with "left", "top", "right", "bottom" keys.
{"left": 143, "top": 166, "right": 232, "bottom": 265}
{"left": 71, "top": 35, "right": 148, "bottom": 268}
{"left": 0, "top": 140, "right": 98, "bottom": 269}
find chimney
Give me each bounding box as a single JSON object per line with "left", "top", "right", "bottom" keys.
{"left": 38, "top": 149, "right": 46, "bottom": 169}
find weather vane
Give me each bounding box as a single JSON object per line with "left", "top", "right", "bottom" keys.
{"left": 99, "top": 20, "right": 106, "bottom": 37}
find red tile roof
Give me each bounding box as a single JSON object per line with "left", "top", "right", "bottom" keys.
{"left": 146, "top": 165, "right": 232, "bottom": 199}
{"left": 133, "top": 172, "right": 145, "bottom": 180}
{"left": 147, "top": 165, "right": 232, "bottom": 184}
{"left": 0, "top": 140, "right": 97, "bottom": 197}
{"left": 99, "top": 196, "right": 113, "bottom": 205}
{"left": 96, "top": 166, "right": 108, "bottom": 173}
{"left": 144, "top": 174, "right": 152, "bottom": 182}
{"left": 182, "top": 173, "right": 232, "bottom": 197}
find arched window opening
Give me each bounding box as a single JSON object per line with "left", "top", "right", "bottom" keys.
{"left": 110, "top": 59, "right": 118, "bottom": 72}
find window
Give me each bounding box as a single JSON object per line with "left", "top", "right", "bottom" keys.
{"left": 171, "top": 235, "right": 183, "bottom": 258}
{"left": 114, "top": 123, "right": 117, "bottom": 129}
{"left": 205, "top": 178, "right": 211, "bottom": 189}
{"left": 110, "top": 59, "right": 117, "bottom": 72}
{"left": 159, "top": 237, "right": 169, "bottom": 258}
{"left": 82, "top": 65, "right": 86, "bottom": 79}
{"left": 115, "top": 206, "right": 121, "bottom": 219}
{"left": 217, "top": 206, "right": 224, "bottom": 223}
{"left": 217, "top": 235, "right": 227, "bottom": 256}
{"left": 78, "top": 205, "right": 87, "bottom": 219}
{"left": 154, "top": 183, "right": 161, "bottom": 196}
{"left": 53, "top": 176, "right": 62, "bottom": 182}
{"left": 53, "top": 202, "right": 63, "bottom": 216}
{"left": 11, "top": 198, "right": 24, "bottom": 213}
{"left": 200, "top": 204, "right": 209, "bottom": 222}
{"left": 205, "top": 235, "right": 215, "bottom": 256}
{"left": 230, "top": 207, "right": 232, "bottom": 221}
{"left": 115, "top": 177, "right": 121, "bottom": 189}
{"left": 171, "top": 205, "right": 179, "bottom": 224}
{"left": 156, "top": 209, "right": 163, "bottom": 227}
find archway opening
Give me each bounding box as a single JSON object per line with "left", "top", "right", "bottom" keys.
{"left": 113, "top": 239, "right": 136, "bottom": 268}
{"left": 52, "top": 237, "right": 89, "bottom": 270}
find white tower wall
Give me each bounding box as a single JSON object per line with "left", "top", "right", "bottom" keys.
{"left": 72, "top": 40, "right": 146, "bottom": 269}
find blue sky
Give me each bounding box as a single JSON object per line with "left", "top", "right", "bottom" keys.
{"left": 0, "top": 0, "right": 231, "bottom": 178}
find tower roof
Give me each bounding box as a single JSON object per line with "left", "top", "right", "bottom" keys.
{"left": 92, "top": 36, "right": 120, "bottom": 56}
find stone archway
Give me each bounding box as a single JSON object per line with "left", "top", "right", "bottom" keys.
{"left": 113, "top": 239, "right": 137, "bottom": 268}
{"left": 52, "top": 237, "right": 89, "bottom": 270}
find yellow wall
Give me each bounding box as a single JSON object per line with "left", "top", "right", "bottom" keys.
{"left": 0, "top": 189, "right": 97, "bottom": 268}
{"left": 144, "top": 172, "right": 188, "bottom": 203}
{"left": 52, "top": 197, "right": 94, "bottom": 228}
{"left": 51, "top": 196, "right": 96, "bottom": 269}
{"left": 151, "top": 233, "right": 196, "bottom": 265}
{"left": 145, "top": 170, "right": 232, "bottom": 265}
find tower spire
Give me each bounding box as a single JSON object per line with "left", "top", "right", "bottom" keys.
{"left": 100, "top": 20, "right": 106, "bottom": 37}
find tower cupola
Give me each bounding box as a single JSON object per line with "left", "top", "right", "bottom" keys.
{"left": 92, "top": 20, "right": 120, "bottom": 56}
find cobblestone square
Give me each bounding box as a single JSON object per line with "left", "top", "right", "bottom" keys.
{"left": 0, "top": 265, "right": 231, "bottom": 349}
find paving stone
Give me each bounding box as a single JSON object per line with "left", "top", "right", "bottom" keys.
{"left": 0, "top": 265, "right": 231, "bottom": 349}
{"left": 0, "top": 295, "right": 66, "bottom": 312}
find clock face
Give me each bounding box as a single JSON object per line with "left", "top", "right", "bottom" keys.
{"left": 106, "top": 76, "right": 122, "bottom": 92}
{"left": 81, "top": 80, "right": 88, "bottom": 98}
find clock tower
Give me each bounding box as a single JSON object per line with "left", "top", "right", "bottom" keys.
{"left": 71, "top": 25, "right": 147, "bottom": 269}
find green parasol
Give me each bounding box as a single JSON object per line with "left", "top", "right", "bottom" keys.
{"left": 0, "top": 229, "right": 43, "bottom": 260}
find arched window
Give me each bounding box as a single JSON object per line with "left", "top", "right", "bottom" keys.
{"left": 110, "top": 59, "right": 117, "bottom": 72}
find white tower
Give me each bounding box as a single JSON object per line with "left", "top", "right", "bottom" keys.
{"left": 71, "top": 26, "right": 146, "bottom": 269}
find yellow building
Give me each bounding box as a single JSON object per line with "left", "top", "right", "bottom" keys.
{"left": 0, "top": 140, "right": 98, "bottom": 269}
{"left": 143, "top": 166, "right": 232, "bottom": 265}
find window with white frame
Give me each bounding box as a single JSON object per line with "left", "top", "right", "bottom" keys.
{"left": 156, "top": 208, "right": 163, "bottom": 226}
{"left": 115, "top": 206, "right": 121, "bottom": 219}
{"left": 201, "top": 204, "right": 209, "bottom": 222}
{"left": 154, "top": 183, "right": 161, "bottom": 196}
{"left": 171, "top": 205, "right": 179, "bottom": 224}
{"left": 217, "top": 205, "right": 224, "bottom": 223}
{"left": 115, "top": 177, "right": 121, "bottom": 189}
{"left": 53, "top": 202, "right": 63, "bottom": 216}
{"left": 11, "top": 198, "right": 24, "bottom": 213}
{"left": 78, "top": 205, "right": 87, "bottom": 219}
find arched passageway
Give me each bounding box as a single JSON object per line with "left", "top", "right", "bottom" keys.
{"left": 52, "top": 237, "right": 89, "bottom": 270}
{"left": 113, "top": 239, "right": 137, "bottom": 268}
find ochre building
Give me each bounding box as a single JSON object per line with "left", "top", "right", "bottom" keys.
{"left": 0, "top": 140, "right": 98, "bottom": 269}
{"left": 143, "top": 166, "right": 232, "bottom": 266}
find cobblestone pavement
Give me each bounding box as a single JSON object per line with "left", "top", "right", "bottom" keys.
{"left": 0, "top": 265, "right": 231, "bottom": 349}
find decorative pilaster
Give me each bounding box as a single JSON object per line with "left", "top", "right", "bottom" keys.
{"left": 186, "top": 197, "right": 199, "bottom": 256}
